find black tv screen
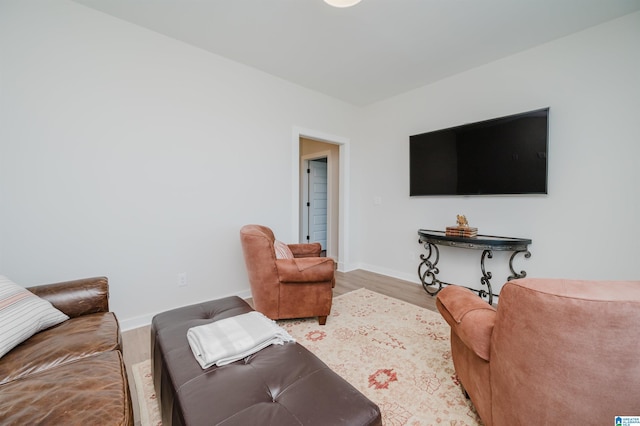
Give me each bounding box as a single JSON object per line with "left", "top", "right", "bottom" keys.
{"left": 410, "top": 108, "right": 549, "bottom": 196}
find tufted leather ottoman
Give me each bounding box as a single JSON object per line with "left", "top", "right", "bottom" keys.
{"left": 151, "top": 296, "right": 382, "bottom": 426}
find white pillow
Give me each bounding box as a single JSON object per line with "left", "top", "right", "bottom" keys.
{"left": 274, "top": 240, "right": 294, "bottom": 259}
{"left": 0, "top": 276, "right": 69, "bottom": 359}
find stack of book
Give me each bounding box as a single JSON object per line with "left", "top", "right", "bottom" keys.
{"left": 445, "top": 226, "right": 478, "bottom": 238}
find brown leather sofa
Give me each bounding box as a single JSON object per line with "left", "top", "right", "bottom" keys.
{"left": 436, "top": 278, "right": 640, "bottom": 425}
{"left": 0, "top": 277, "right": 133, "bottom": 425}
{"left": 240, "top": 224, "right": 335, "bottom": 325}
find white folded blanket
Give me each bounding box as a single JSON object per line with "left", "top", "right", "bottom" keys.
{"left": 186, "top": 311, "right": 296, "bottom": 369}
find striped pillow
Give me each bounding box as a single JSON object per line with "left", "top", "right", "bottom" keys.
{"left": 0, "top": 276, "right": 69, "bottom": 359}
{"left": 274, "top": 240, "right": 294, "bottom": 259}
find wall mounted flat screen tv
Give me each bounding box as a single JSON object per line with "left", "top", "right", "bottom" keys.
{"left": 410, "top": 108, "right": 549, "bottom": 196}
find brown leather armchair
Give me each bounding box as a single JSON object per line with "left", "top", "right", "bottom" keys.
{"left": 436, "top": 278, "right": 640, "bottom": 426}
{"left": 240, "top": 224, "right": 335, "bottom": 325}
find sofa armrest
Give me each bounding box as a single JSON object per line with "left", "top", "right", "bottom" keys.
{"left": 288, "top": 243, "right": 322, "bottom": 258}
{"left": 27, "top": 277, "right": 110, "bottom": 318}
{"left": 436, "top": 285, "right": 496, "bottom": 361}
{"left": 276, "top": 258, "right": 334, "bottom": 283}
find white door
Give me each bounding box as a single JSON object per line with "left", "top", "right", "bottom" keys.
{"left": 308, "top": 159, "right": 327, "bottom": 250}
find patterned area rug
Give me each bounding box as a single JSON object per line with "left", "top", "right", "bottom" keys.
{"left": 131, "top": 359, "right": 161, "bottom": 426}
{"left": 132, "top": 288, "right": 482, "bottom": 425}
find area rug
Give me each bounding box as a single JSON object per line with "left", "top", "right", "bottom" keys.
{"left": 132, "top": 359, "right": 161, "bottom": 426}
{"left": 133, "top": 288, "right": 482, "bottom": 425}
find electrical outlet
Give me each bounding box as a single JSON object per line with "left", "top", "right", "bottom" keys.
{"left": 177, "top": 272, "right": 187, "bottom": 287}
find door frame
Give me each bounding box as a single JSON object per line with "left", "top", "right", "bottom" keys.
{"left": 292, "top": 126, "right": 350, "bottom": 271}
{"left": 301, "top": 152, "right": 331, "bottom": 253}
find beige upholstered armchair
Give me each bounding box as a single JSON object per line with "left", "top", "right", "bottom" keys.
{"left": 436, "top": 278, "right": 640, "bottom": 425}
{"left": 240, "top": 224, "right": 335, "bottom": 325}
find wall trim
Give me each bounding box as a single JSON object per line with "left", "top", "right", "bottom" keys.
{"left": 119, "top": 288, "right": 252, "bottom": 331}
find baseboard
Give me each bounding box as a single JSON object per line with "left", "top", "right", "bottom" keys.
{"left": 356, "top": 263, "right": 423, "bottom": 286}
{"left": 120, "top": 313, "right": 155, "bottom": 332}
{"left": 119, "top": 288, "right": 253, "bottom": 332}
{"left": 355, "top": 264, "right": 500, "bottom": 306}
{"left": 119, "top": 268, "right": 423, "bottom": 332}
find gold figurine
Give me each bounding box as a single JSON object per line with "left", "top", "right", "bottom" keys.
{"left": 456, "top": 215, "right": 469, "bottom": 228}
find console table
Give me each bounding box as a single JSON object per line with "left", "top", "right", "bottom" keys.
{"left": 417, "top": 229, "right": 532, "bottom": 304}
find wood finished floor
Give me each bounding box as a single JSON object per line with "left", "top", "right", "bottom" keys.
{"left": 121, "top": 269, "right": 438, "bottom": 425}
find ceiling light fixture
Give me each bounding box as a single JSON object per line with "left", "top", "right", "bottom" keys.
{"left": 324, "top": 0, "right": 362, "bottom": 8}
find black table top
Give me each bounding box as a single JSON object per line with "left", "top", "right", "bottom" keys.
{"left": 418, "top": 229, "right": 531, "bottom": 251}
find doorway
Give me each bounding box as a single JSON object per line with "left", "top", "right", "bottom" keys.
{"left": 299, "top": 138, "right": 339, "bottom": 260}
{"left": 292, "top": 127, "right": 349, "bottom": 271}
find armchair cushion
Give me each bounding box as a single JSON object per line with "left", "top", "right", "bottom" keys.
{"left": 0, "top": 276, "right": 69, "bottom": 359}
{"left": 436, "top": 285, "right": 496, "bottom": 362}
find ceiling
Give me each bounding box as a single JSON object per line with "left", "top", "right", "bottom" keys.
{"left": 72, "top": 0, "right": 640, "bottom": 106}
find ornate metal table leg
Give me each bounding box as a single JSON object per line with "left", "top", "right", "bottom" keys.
{"left": 480, "top": 249, "right": 494, "bottom": 305}
{"left": 418, "top": 241, "right": 442, "bottom": 296}
{"left": 507, "top": 250, "right": 531, "bottom": 281}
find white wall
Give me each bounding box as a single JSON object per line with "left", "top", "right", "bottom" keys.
{"left": 1, "top": 1, "right": 638, "bottom": 329}
{"left": 352, "top": 11, "right": 640, "bottom": 294}
{"left": 0, "top": 0, "right": 359, "bottom": 329}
